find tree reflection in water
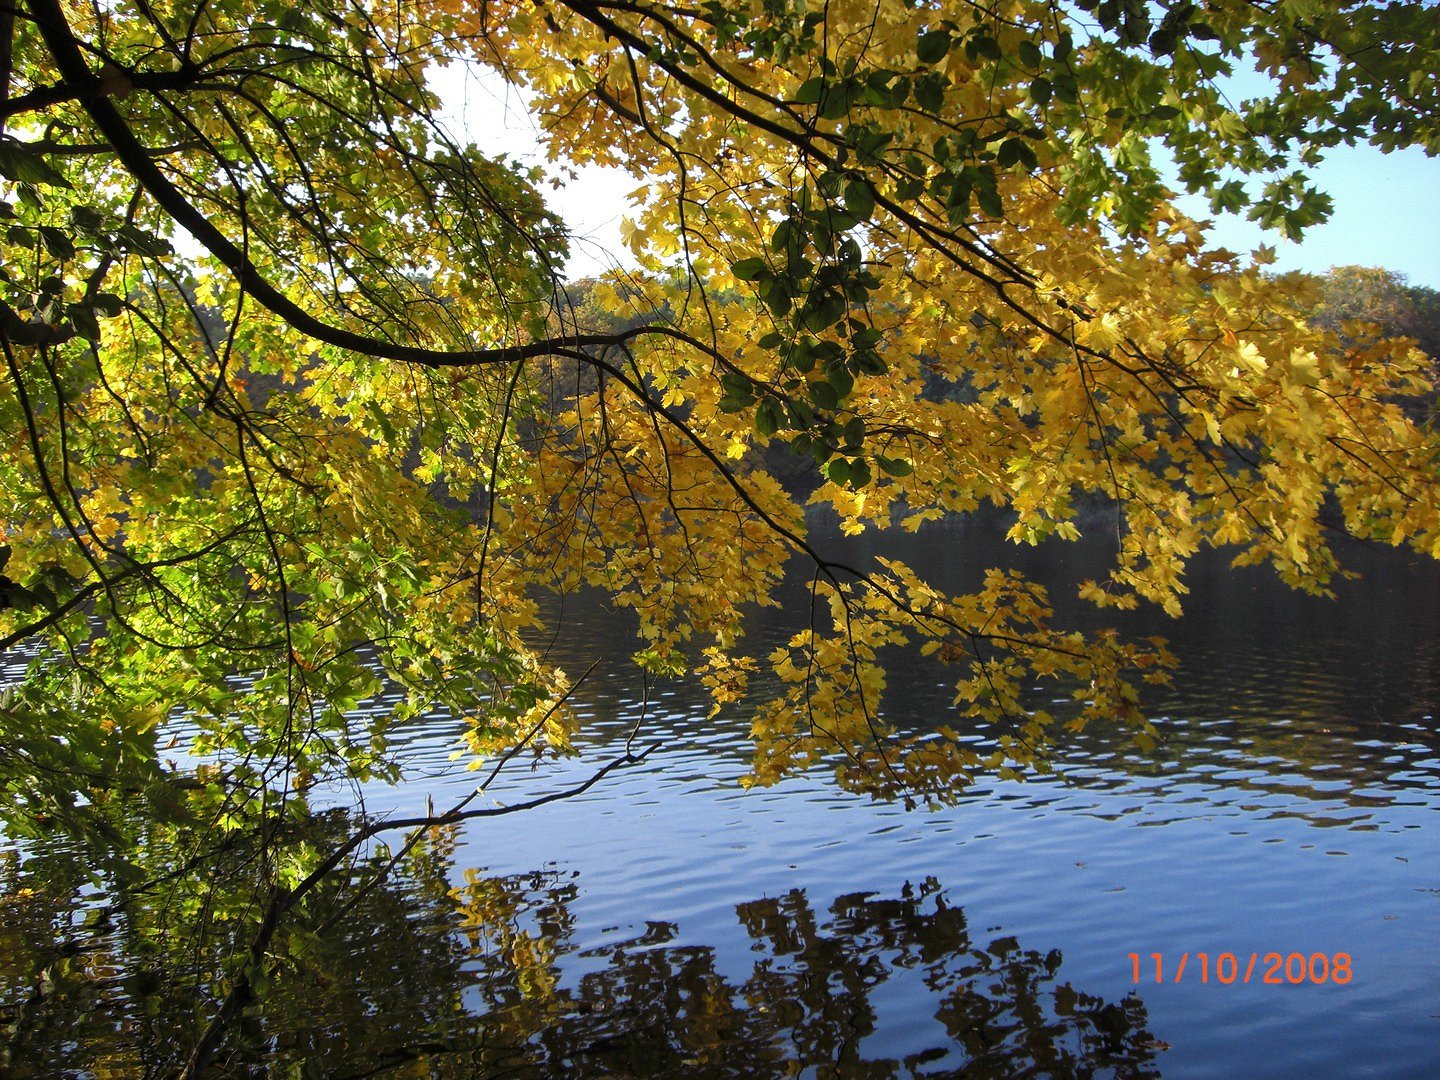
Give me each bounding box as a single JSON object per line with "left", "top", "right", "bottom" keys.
{"left": 0, "top": 805, "right": 1160, "bottom": 1077}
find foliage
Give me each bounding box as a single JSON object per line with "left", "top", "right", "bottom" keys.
{"left": 1303, "top": 264, "right": 1439, "bottom": 423}
{"left": 1, "top": 0, "right": 1438, "bottom": 1064}
{"left": 1308, "top": 264, "right": 1440, "bottom": 359}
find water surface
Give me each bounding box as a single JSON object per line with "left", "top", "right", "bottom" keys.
{"left": 3, "top": 516, "right": 1437, "bottom": 1076}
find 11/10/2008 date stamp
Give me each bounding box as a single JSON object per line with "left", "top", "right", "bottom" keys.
{"left": 1130, "top": 952, "right": 1352, "bottom": 985}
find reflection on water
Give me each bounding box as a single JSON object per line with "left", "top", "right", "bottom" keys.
{"left": 0, "top": 818, "right": 1159, "bottom": 1077}
{"left": 2, "top": 515, "right": 1439, "bottom": 1076}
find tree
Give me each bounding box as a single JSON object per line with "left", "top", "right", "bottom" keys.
{"left": 1305, "top": 265, "right": 1439, "bottom": 423}
{"left": 1311, "top": 267, "right": 1425, "bottom": 339}
{"left": 1, "top": 0, "right": 1438, "bottom": 1065}
{"left": 1309, "top": 263, "right": 1440, "bottom": 362}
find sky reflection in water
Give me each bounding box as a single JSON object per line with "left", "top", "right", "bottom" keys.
{"left": 3, "top": 515, "right": 1438, "bottom": 1076}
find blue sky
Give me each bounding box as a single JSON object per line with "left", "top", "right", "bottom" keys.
{"left": 555, "top": 140, "right": 1440, "bottom": 287}
{"left": 1180, "top": 52, "right": 1440, "bottom": 291}
{"left": 432, "top": 63, "right": 1440, "bottom": 288}
{"left": 1177, "top": 144, "right": 1440, "bottom": 291}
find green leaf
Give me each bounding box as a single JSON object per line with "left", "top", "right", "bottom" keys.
{"left": 1052, "top": 70, "right": 1078, "bottom": 104}
{"left": 754, "top": 397, "right": 781, "bottom": 437}
{"left": 795, "top": 77, "right": 825, "bottom": 104}
{"left": 917, "top": 31, "right": 952, "bottom": 65}
{"left": 852, "top": 349, "right": 887, "bottom": 376}
{"left": 90, "top": 293, "right": 125, "bottom": 317}
{"left": 976, "top": 179, "right": 1004, "bottom": 218}
{"left": 945, "top": 182, "right": 972, "bottom": 225}
{"left": 757, "top": 276, "right": 792, "bottom": 316}
{"left": 365, "top": 401, "right": 398, "bottom": 444}
{"left": 0, "top": 580, "right": 41, "bottom": 612}
{"left": 823, "top": 457, "right": 852, "bottom": 486}
{"left": 966, "top": 33, "right": 1002, "bottom": 62}
{"left": 843, "top": 179, "right": 875, "bottom": 220}
{"left": 817, "top": 85, "right": 851, "bottom": 121}
{"left": 720, "top": 372, "right": 753, "bottom": 397}
{"left": 785, "top": 399, "right": 815, "bottom": 428}
{"left": 876, "top": 455, "right": 913, "bottom": 477}
{"left": 790, "top": 339, "right": 817, "bottom": 372}
{"left": 71, "top": 206, "right": 104, "bottom": 233}
{"left": 0, "top": 142, "right": 70, "bottom": 188}
{"left": 792, "top": 433, "right": 824, "bottom": 462}
{"left": 39, "top": 226, "right": 75, "bottom": 260}
{"left": 808, "top": 379, "right": 840, "bottom": 410}
{"left": 914, "top": 73, "right": 946, "bottom": 113}
{"left": 825, "top": 207, "right": 861, "bottom": 233}
{"left": 730, "top": 256, "right": 769, "bottom": 281}
{"left": 68, "top": 303, "right": 101, "bottom": 342}
{"left": 800, "top": 289, "right": 845, "bottom": 332}
{"left": 114, "top": 224, "right": 173, "bottom": 257}
{"left": 862, "top": 72, "right": 899, "bottom": 107}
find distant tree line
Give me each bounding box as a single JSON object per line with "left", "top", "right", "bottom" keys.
{"left": 1308, "top": 266, "right": 1438, "bottom": 356}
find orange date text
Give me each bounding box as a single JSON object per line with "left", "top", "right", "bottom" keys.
{"left": 1128, "top": 951, "right": 1352, "bottom": 985}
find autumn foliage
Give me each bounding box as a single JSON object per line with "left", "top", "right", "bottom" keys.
{"left": 1, "top": 0, "right": 1437, "bottom": 844}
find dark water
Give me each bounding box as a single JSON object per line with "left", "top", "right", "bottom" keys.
{"left": 3, "top": 516, "right": 1439, "bottom": 1076}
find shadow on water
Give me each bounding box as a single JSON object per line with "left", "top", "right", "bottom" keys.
{"left": 0, "top": 805, "right": 1160, "bottom": 1077}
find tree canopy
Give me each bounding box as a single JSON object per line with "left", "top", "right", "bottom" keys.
{"left": 1309, "top": 264, "right": 1440, "bottom": 362}
{"left": 1, "top": 0, "right": 1439, "bottom": 1062}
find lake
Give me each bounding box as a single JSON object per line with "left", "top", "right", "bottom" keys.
{"left": 3, "top": 513, "right": 1438, "bottom": 1076}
